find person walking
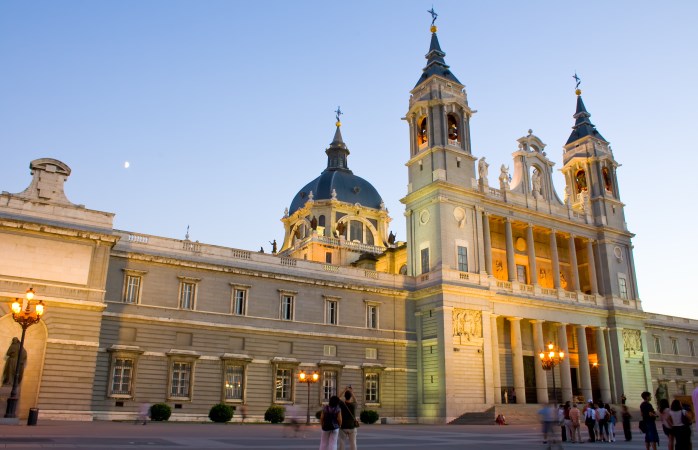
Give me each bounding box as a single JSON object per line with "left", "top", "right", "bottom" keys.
{"left": 640, "top": 391, "right": 660, "bottom": 450}
{"left": 319, "top": 395, "right": 342, "bottom": 450}
{"left": 607, "top": 403, "right": 617, "bottom": 442}
{"left": 338, "top": 388, "right": 358, "bottom": 450}
{"left": 621, "top": 404, "right": 632, "bottom": 441}
{"left": 596, "top": 402, "right": 609, "bottom": 442}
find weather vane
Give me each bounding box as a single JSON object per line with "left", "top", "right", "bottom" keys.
{"left": 573, "top": 72, "right": 581, "bottom": 90}
{"left": 428, "top": 7, "right": 438, "bottom": 26}
{"left": 335, "top": 106, "right": 343, "bottom": 124}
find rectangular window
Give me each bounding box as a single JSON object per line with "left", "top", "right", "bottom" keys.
{"left": 516, "top": 265, "right": 527, "bottom": 284}
{"left": 350, "top": 221, "right": 363, "bottom": 242}
{"left": 111, "top": 358, "right": 134, "bottom": 395}
{"left": 618, "top": 277, "right": 628, "bottom": 300}
{"left": 365, "top": 373, "right": 379, "bottom": 403}
{"left": 324, "top": 345, "right": 336, "bottom": 357}
{"left": 325, "top": 252, "right": 332, "bottom": 264}
{"left": 654, "top": 336, "right": 662, "bottom": 354}
{"left": 124, "top": 276, "right": 141, "bottom": 304}
{"left": 275, "top": 368, "right": 292, "bottom": 401}
{"left": 672, "top": 338, "right": 679, "bottom": 355}
{"left": 180, "top": 282, "right": 196, "bottom": 310}
{"left": 233, "top": 289, "right": 247, "bottom": 316}
{"left": 676, "top": 368, "right": 683, "bottom": 376}
{"left": 678, "top": 383, "right": 686, "bottom": 395}
{"left": 170, "top": 362, "right": 191, "bottom": 398}
{"left": 224, "top": 364, "right": 244, "bottom": 400}
{"left": 658, "top": 367, "right": 665, "bottom": 375}
{"left": 365, "top": 348, "right": 377, "bottom": 360}
{"left": 281, "top": 295, "right": 294, "bottom": 321}
{"left": 457, "top": 246, "right": 468, "bottom": 272}
{"left": 693, "top": 369, "right": 698, "bottom": 377}
{"left": 421, "top": 248, "right": 430, "bottom": 275}
{"left": 323, "top": 370, "right": 338, "bottom": 402}
{"left": 326, "top": 300, "right": 338, "bottom": 325}
{"left": 690, "top": 340, "right": 696, "bottom": 357}
{"left": 367, "top": 304, "right": 379, "bottom": 329}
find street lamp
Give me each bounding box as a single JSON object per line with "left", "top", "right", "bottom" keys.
{"left": 5, "top": 288, "right": 45, "bottom": 419}
{"left": 539, "top": 341, "right": 565, "bottom": 404}
{"left": 297, "top": 370, "right": 319, "bottom": 425}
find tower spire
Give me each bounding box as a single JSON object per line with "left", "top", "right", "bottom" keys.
{"left": 325, "top": 107, "right": 351, "bottom": 172}
{"left": 414, "top": 8, "right": 461, "bottom": 88}
{"left": 566, "top": 74, "right": 607, "bottom": 145}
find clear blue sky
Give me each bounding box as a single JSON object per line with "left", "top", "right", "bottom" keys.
{"left": 2, "top": 1, "right": 696, "bottom": 319}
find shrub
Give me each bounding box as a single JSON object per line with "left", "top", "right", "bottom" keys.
{"left": 264, "top": 405, "right": 285, "bottom": 424}
{"left": 360, "top": 409, "right": 379, "bottom": 424}
{"left": 150, "top": 403, "right": 172, "bottom": 421}
{"left": 209, "top": 403, "right": 234, "bottom": 423}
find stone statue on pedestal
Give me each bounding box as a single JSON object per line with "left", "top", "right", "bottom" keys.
{"left": 2, "top": 337, "right": 27, "bottom": 387}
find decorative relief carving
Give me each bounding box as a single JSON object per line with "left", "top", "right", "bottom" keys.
{"left": 453, "top": 207, "right": 466, "bottom": 228}
{"left": 623, "top": 329, "right": 642, "bottom": 355}
{"left": 452, "top": 309, "right": 482, "bottom": 340}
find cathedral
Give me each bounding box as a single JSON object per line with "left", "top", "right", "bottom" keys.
{"left": 0, "top": 18, "right": 696, "bottom": 423}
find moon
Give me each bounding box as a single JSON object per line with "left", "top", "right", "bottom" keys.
{"left": 124, "top": 161, "right": 130, "bottom": 169}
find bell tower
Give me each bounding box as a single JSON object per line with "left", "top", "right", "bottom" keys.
{"left": 402, "top": 13, "right": 478, "bottom": 277}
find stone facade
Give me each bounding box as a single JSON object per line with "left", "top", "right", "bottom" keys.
{"left": 0, "top": 25, "right": 696, "bottom": 424}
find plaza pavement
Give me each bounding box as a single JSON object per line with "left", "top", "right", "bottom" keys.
{"left": 0, "top": 420, "right": 655, "bottom": 450}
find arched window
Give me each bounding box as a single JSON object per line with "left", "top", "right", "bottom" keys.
{"left": 417, "top": 117, "right": 428, "bottom": 146}
{"left": 574, "top": 170, "right": 587, "bottom": 193}
{"left": 447, "top": 114, "right": 460, "bottom": 143}
{"left": 339, "top": 219, "right": 377, "bottom": 246}
{"left": 318, "top": 215, "right": 326, "bottom": 227}
{"left": 602, "top": 168, "right": 613, "bottom": 192}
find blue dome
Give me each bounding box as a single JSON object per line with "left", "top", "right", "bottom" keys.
{"left": 289, "top": 170, "right": 383, "bottom": 215}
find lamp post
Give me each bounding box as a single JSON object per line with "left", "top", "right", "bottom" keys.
{"left": 539, "top": 341, "right": 565, "bottom": 404}
{"left": 5, "top": 288, "right": 45, "bottom": 419}
{"left": 297, "top": 370, "right": 319, "bottom": 425}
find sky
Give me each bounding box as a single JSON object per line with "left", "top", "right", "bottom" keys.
{"left": 1, "top": 1, "right": 696, "bottom": 319}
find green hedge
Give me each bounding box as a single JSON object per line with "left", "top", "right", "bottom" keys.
{"left": 360, "top": 409, "right": 379, "bottom": 424}
{"left": 150, "top": 403, "right": 172, "bottom": 421}
{"left": 264, "top": 405, "right": 285, "bottom": 424}
{"left": 209, "top": 403, "right": 234, "bottom": 423}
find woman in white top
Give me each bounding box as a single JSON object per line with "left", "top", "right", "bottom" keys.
{"left": 668, "top": 400, "right": 691, "bottom": 450}
{"left": 596, "top": 404, "right": 609, "bottom": 442}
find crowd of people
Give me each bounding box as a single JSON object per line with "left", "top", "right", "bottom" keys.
{"left": 534, "top": 389, "right": 697, "bottom": 449}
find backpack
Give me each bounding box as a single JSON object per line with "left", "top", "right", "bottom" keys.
{"left": 322, "top": 406, "right": 338, "bottom": 431}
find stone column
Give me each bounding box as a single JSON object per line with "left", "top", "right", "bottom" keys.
{"left": 483, "top": 213, "right": 493, "bottom": 276}
{"left": 531, "top": 320, "right": 548, "bottom": 403}
{"left": 576, "top": 325, "right": 593, "bottom": 401}
{"left": 491, "top": 314, "right": 502, "bottom": 404}
{"left": 527, "top": 224, "right": 538, "bottom": 285}
{"left": 557, "top": 323, "right": 574, "bottom": 402}
{"left": 550, "top": 229, "right": 561, "bottom": 290}
{"left": 568, "top": 234, "right": 580, "bottom": 292}
{"left": 509, "top": 317, "right": 526, "bottom": 404}
{"left": 586, "top": 240, "right": 598, "bottom": 295}
{"left": 505, "top": 219, "right": 516, "bottom": 282}
{"left": 596, "top": 327, "right": 612, "bottom": 402}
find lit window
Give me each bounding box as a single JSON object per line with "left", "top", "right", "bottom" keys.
{"left": 275, "top": 368, "right": 292, "bottom": 401}
{"left": 365, "top": 372, "right": 379, "bottom": 403}
{"left": 323, "top": 370, "right": 338, "bottom": 402}
{"left": 224, "top": 364, "right": 244, "bottom": 401}
{"left": 110, "top": 358, "right": 134, "bottom": 396}
{"left": 326, "top": 300, "right": 338, "bottom": 325}
{"left": 170, "top": 362, "right": 191, "bottom": 398}
{"left": 457, "top": 246, "right": 468, "bottom": 272}
{"left": 366, "top": 304, "right": 379, "bottom": 329}
{"left": 280, "top": 295, "right": 294, "bottom": 321}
